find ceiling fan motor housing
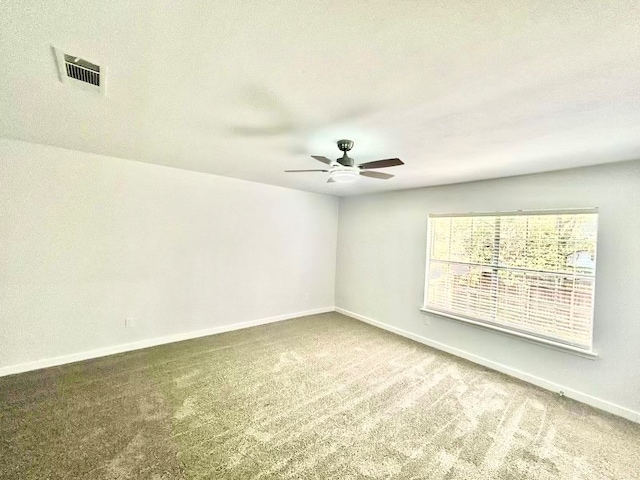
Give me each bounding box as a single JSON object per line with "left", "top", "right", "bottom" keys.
{"left": 337, "top": 154, "right": 354, "bottom": 167}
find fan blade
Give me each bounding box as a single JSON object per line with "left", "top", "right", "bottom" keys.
{"left": 284, "top": 169, "right": 329, "bottom": 173}
{"left": 360, "top": 171, "right": 394, "bottom": 180}
{"left": 357, "top": 158, "right": 404, "bottom": 169}
{"left": 311, "top": 155, "right": 332, "bottom": 165}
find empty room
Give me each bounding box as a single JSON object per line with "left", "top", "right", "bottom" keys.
{"left": 1, "top": 1, "right": 639, "bottom": 479}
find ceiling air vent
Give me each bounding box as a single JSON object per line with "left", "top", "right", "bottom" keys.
{"left": 52, "top": 46, "right": 106, "bottom": 94}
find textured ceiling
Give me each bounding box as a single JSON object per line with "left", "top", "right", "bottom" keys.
{"left": 1, "top": 0, "right": 639, "bottom": 196}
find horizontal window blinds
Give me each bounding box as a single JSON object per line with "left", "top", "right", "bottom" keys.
{"left": 425, "top": 210, "right": 598, "bottom": 350}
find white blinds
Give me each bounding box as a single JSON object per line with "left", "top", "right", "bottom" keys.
{"left": 424, "top": 210, "right": 598, "bottom": 350}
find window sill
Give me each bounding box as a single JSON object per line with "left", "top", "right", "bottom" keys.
{"left": 419, "top": 308, "right": 598, "bottom": 359}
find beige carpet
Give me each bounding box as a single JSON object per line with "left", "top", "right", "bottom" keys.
{"left": 1, "top": 312, "right": 639, "bottom": 479}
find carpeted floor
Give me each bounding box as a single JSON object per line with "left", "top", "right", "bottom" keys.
{"left": 1, "top": 313, "right": 639, "bottom": 479}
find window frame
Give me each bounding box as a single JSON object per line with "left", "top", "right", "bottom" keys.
{"left": 421, "top": 208, "right": 599, "bottom": 358}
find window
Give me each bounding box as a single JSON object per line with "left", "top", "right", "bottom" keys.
{"left": 423, "top": 209, "right": 598, "bottom": 353}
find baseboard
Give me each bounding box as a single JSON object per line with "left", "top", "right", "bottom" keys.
{"left": 0, "top": 307, "right": 334, "bottom": 377}
{"left": 335, "top": 307, "right": 640, "bottom": 424}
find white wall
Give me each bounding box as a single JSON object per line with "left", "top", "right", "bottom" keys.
{"left": 0, "top": 139, "right": 338, "bottom": 370}
{"left": 336, "top": 160, "right": 640, "bottom": 418}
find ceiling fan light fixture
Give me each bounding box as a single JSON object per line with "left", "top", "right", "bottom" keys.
{"left": 329, "top": 167, "right": 359, "bottom": 183}
{"left": 285, "top": 139, "right": 404, "bottom": 183}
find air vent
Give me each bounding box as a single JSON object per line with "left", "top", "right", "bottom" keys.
{"left": 64, "top": 55, "right": 100, "bottom": 86}
{"left": 53, "top": 46, "right": 106, "bottom": 94}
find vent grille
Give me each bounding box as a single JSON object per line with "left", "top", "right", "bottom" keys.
{"left": 53, "top": 46, "right": 105, "bottom": 94}
{"left": 64, "top": 55, "right": 100, "bottom": 86}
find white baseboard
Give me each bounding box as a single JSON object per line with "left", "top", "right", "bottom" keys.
{"left": 336, "top": 307, "right": 640, "bottom": 424}
{"left": 0, "top": 307, "right": 334, "bottom": 377}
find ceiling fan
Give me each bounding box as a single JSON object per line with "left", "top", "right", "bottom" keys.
{"left": 285, "top": 139, "right": 404, "bottom": 183}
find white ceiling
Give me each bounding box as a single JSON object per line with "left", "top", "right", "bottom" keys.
{"left": 1, "top": 1, "right": 639, "bottom": 196}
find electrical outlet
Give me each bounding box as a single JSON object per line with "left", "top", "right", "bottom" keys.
{"left": 125, "top": 317, "right": 135, "bottom": 328}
